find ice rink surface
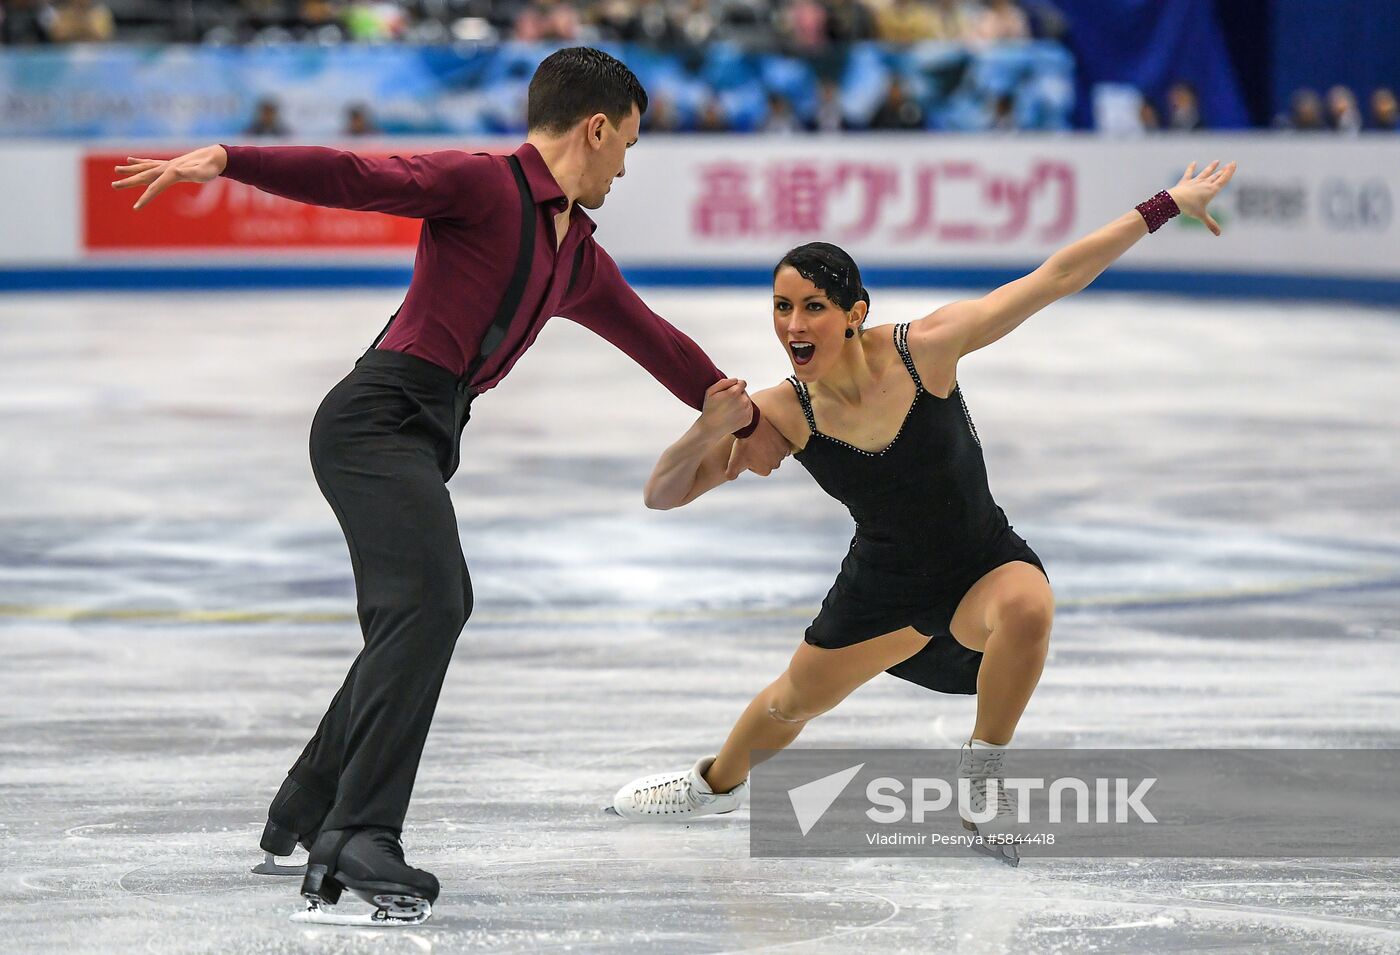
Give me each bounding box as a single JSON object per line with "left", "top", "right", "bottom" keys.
{"left": 1, "top": 287, "right": 1398, "bottom": 954}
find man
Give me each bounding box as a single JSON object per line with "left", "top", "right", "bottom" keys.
{"left": 112, "top": 47, "right": 788, "bottom": 924}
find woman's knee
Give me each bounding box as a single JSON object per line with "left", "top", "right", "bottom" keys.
{"left": 766, "top": 671, "right": 839, "bottom": 724}
{"left": 992, "top": 589, "right": 1054, "bottom": 641}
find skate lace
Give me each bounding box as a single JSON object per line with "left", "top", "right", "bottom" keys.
{"left": 968, "top": 754, "right": 1015, "bottom": 817}
{"left": 636, "top": 776, "right": 700, "bottom": 813}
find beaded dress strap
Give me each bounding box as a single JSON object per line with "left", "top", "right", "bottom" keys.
{"left": 893, "top": 323, "right": 924, "bottom": 392}
{"left": 786, "top": 377, "right": 817, "bottom": 433}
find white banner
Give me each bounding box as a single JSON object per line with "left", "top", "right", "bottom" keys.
{"left": 598, "top": 134, "right": 1400, "bottom": 278}
{"left": 2, "top": 135, "right": 1397, "bottom": 291}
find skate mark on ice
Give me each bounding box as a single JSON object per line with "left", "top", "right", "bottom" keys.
{"left": 1019, "top": 885, "right": 1400, "bottom": 941}
{"left": 1033, "top": 914, "right": 1180, "bottom": 933}
{"left": 710, "top": 886, "right": 900, "bottom": 955}
{"left": 573, "top": 734, "right": 715, "bottom": 770}
{"left": 64, "top": 821, "right": 119, "bottom": 840}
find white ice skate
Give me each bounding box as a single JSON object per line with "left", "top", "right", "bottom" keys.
{"left": 606, "top": 756, "right": 748, "bottom": 821}
{"left": 958, "top": 741, "right": 1024, "bottom": 867}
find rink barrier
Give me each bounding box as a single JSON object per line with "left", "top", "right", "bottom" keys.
{"left": 1, "top": 566, "right": 1395, "bottom": 627}
{"left": 2, "top": 265, "right": 1398, "bottom": 306}
{"left": 3, "top": 135, "right": 1397, "bottom": 305}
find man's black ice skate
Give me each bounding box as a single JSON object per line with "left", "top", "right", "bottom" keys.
{"left": 293, "top": 827, "right": 439, "bottom": 926}
{"left": 251, "top": 776, "right": 332, "bottom": 876}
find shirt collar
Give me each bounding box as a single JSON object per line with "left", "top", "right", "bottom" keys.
{"left": 512, "top": 142, "right": 597, "bottom": 237}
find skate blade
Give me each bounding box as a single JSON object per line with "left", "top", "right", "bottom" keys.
{"left": 962, "top": 821, "right": 1021, "bottom": 868}
{"left": 251, "top": 850, "right": 308, "bottom": 877}
{"left": 969, "top": 840, "right": 1020, "bottom": 867}
{"left": 291, "top": 895, "right": 432, "bottom": 927}
{"left": 602, "top": 806, "right": 620, "bottom": 817}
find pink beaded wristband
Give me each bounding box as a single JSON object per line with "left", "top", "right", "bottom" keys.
{"left": 1136, "top": 190, "right": 1180, "bottom": 233}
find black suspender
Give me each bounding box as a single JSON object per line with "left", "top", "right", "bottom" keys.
{"left": 366, "top": 153, "right": 541, "bottom": 391}
{"left": 464, "top": 155, "right": 536, "bottom": 387}
{"left": 367, "top": 304, "right": 400, "bottom": 352}
{"left": 565, "top": 241, "right": 587, "bottom": 299}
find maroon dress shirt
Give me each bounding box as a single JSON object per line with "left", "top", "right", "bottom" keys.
{"left": 220, "top": 141, "right": 757, "bottom": 434}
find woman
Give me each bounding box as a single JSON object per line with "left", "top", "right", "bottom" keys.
{"left": 609, "top": 161, "right": 1236, "bottom": 863}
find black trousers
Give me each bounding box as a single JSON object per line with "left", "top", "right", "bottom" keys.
{"left": 288, "top": 348, "right": 475, "bottom": 832}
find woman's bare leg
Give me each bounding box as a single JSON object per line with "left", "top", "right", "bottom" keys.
{"left": 948, "top": 561, "right": 1055, "bottom": 745}
{"left": 704, "top": 627, "right": 930, "bottom": 794}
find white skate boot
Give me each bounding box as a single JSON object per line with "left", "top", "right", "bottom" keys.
{"left": 607, "top": 756, "right": 748, "bottom": 821}
{"left": 957, "top": 740, "right": 1024, "bottom": 867}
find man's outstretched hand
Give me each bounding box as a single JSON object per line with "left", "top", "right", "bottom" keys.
{"left": 726, "top": 412, "right": 789, "bottom": 479}
{"left": 112, "top": 145, "right": 228, "bottom": 210}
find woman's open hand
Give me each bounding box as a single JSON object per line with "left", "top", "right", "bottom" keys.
{"left": 1167, "top": 160, "right": 1237, "bottom": 236}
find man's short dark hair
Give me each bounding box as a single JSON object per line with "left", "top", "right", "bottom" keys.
{"left": 528, "top": 47, "right": 648, "bottom": 134}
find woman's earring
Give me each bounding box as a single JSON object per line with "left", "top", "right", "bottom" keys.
{"left": 845, "top": 327, "right": 855, "bottom": 339}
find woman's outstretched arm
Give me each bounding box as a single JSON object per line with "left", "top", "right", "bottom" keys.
{"left": 911, "top": 160, "right": 1237, "bottom": 362}
{"left": 645, "top": 383, "right": 796, "bottom": 509}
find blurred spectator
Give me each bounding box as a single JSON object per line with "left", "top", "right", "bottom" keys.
{"left": 593, "top": 0, "right": 676, "bottom": 45}
{"left": 825, "top": 0, "right": 874, "bottom": 42}
{"left": 590, "top": 0, "right": 630, "bottom": 38}
{"left": 810, "top": 78, "right": 848, "bottom": 133}
{"left": 631, "top": 0, "right": 678, "bottom": 44}
{"left": 761, "top": 91, "right": 803, "bottom": 134}
{"left": 712, "top": 0, "right": 776, "bottom": 47}
{"left": 1, "top": 0, "right": 53, "bottom": 44}
{"left": 988, "top": 91, "right": 1016, "bottom": 131}
{"left": 870, "top": 78, "right": 926, "bottom": 130}
{"left": 47, "top": 0, "right": 113, "bottom": 42}
{"left": 642, "top": 93, "right": 681, "bottom": 132}
{"left": 514, "top": 0, "right": 579, "bottom": 41}
{"left": 928, "top": 0, "right": 974, "bottom": 41}
{"left": 675, "top": 0, "right": 716, "bottom": 45}
{"left": 300, "top": 0, "right": 343, "bottom": 30}
{"left": 875, "top": 0, "right": 939, "bottom": 45}
{"left": 1280, "top": 88, "right": 1325, "bottom": 131}
{"left": 1165, "top": 81, "right": 1202, "bottom": 131}
{"left": 241, "top": 0, "right": 278, "bottom": 21}
{"left": 344, "top": 102, "right": 378, "bottom": 136}
{"left": 343, "top": 0, "right": 407, "bottom": 40}
{"left": 245, "top": 97, "right": 290, "bottom": 137}
{"left": 780, "top": 0, "right": 826, "bottom": 53}
{"left": 973, "top": 0, "right": 1029, "bottom": 43}
{"left": 1326, "top": 85, "right": 1362, "bottom": 135}
{"left": 696, "top": 98, "right": 729, "bottom": 133}
{"left": 1020, "top": 0, "right": 1066, "bottom": 40}
{"left": 1139, "top": 98, "right": 1160, "bottom": 132}
{"left": 1371, "top": 88, "right": 1399, "bottom": 131}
